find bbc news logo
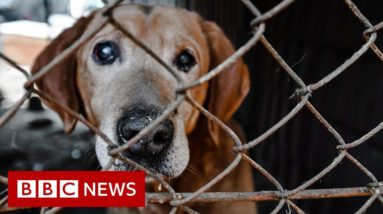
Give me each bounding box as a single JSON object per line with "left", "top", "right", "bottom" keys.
{"left": 8, "top": 171, "right": 145, "bottom": 207}
{"left": 16, "top": 180, "right": 136, "bottom": 198}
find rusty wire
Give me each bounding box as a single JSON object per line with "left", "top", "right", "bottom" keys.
{"left": 0, "top": 0, "right": 382, "bottom": 213}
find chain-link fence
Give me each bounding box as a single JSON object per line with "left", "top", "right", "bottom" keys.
{"left": 0, "top": 0, "right": 383, "bottom": 213}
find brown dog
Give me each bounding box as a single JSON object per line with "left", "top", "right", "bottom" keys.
{"left": 31, "top": 3, "right": 255, "bottom": 213}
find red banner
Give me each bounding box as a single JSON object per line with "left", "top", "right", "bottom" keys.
{"left": 8, "top": 171, "right": 145, "bottom": 207}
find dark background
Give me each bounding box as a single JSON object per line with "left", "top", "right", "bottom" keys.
{"left": 184, "top": 0, "right": 383, "bottom": 213}
{"left": 1, "top": 0, "right": 383, "bottom": 213}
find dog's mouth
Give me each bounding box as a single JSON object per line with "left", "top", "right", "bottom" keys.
{"left": 96, "top": 120, "right": 188, "bottom": 178}
{"left": 111, "top": 158, "right": 173, "bottom": 178}
{"left": 112, "top": 105, "right": 176, "bottom": 177}
{"left": 96, "top": 104, "right": 190, "bottom": 179}
{"left": 112, "top": 127, "right": 176, "bottom": 177}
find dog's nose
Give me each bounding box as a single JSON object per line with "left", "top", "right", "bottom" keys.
{"left": 116, "top": 107, "right": 174, "bottom": 158}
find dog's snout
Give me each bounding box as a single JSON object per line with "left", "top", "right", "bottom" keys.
{"left": 117, "top": 106, "right": 174, "bottom": 158}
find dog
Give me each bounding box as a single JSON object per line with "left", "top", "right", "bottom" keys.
{"left": 31, "top": 3, "right": 255, "bottom": 213}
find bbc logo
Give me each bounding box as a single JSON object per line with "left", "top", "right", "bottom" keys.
{"left": 17, "top": 180, "right": 79, "bottom": 198}
{"left": 8, "top": 171, "right": 145, "bottom": 207}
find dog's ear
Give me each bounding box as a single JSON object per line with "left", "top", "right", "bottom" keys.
{"left": 31, "top": 16, "right": 93, "bottom": 133}
{"left": 201, "top": 21, "right": 250, "bottom": 145}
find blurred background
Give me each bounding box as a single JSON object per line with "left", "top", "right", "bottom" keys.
{"left": 0, "top": 0, "right": 382, "bottom": 213}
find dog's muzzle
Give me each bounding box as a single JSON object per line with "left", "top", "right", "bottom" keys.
{"left": 116, "top": 106, "right": 174, "bottom": 161}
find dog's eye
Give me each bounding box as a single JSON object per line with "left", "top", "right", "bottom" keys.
{"left": 92, "top": 41, "right": 120, "bottom": 65}
{"left": 174, "top": 51, "right": 196, "bottom": 72}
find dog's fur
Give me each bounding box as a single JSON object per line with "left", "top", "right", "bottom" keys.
{"left": 31, "top": 4, "right": 255, "bottom": 213}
